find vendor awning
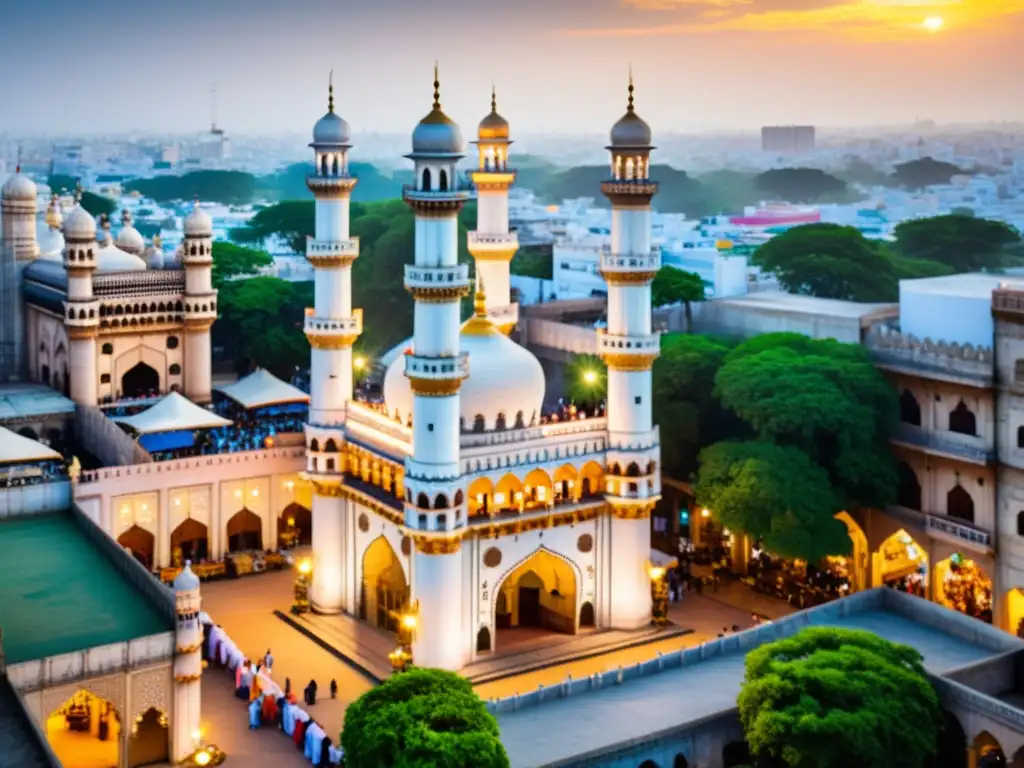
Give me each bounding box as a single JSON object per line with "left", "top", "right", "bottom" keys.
{"left": 0, "top": 426, "right": 61, "bottom": 465}
{"left": 214, "top": 368, "right": 309, "bottom": 410}
{"left": 113, "top": 392, "right": 231, "bottom": 436}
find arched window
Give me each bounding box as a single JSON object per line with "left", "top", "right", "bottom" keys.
{"left": 453, "top": 490, "right": 464, "bottom": 506}
{"left": 900, "top": 389, "right": 922, "bottom": 426}
{"left": 947, "top": 484, "right": 974, "bottom": 523}
{"left": 949, "top": 400, "right": 977, "bottom": 436}
{"left": 101, "top": 343, "right": 113, "bottom": 355}
{"left": 626, "top": 462, "right": 641, "bottom": 477}
{"left": 417, "top": 492, "right": 430, "bottom": 509}
{"left": 421, "top": 168, "right": 432, "bottom": 191}
{"left": 897, "top": 462, "right": 921, "bottom": 511}
{"left": 324, "top": 438, "right": 338, "bottom": 452}
{"left": 439, "top": 169, "right": 448, "bottom": 191}
{"left": 434, "top": 494, "right": 449, "bottom": 509}
{"left": 332, "top": 155, "right": 339, "bottom": 176}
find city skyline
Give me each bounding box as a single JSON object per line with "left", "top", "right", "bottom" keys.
{"left": 0, "top": 0, "right": 1021, "bottom": 136}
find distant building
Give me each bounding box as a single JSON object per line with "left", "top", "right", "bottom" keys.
{"left": 49, "top": 143, "right": 84, "bottom": 178}
{"left": 761, "top": 125, "right": 816, "bottom": 154}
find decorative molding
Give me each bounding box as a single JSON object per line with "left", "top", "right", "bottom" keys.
{"left": 600, "top": 270, "right": 657, "bottom": 286}
{"left": 174, "top": 673, "right": 201, "bottom": 684}
{"left": 307, "top": 254, "right": 356, "bottom": 269}
{"left": 475, "top": 504, "right": 603, "bottom": 540}
{"left": 183, "top": 318, "right": 215, "bottom": 332}
{"left": 404, "top": 199, "right": 465, "bottom": 217}
{"left": 311, "top": 479, "right": 344, "bottom": 496}
{"left": 131, "top": 667, "right": 170, "bottom": 717}
{"left": 601, "top": 353, "right": 657, "bottom": 371}
{"left": 306, "top": 333, "right": 359, "bottom": 350}
{"left": 405, "top": 285, "right": 471, "bottom": 303}
{"left": 42, "top": 674, "right": 124, "bottom": 718}
{"left": 176, "top": 642, "right": 202, "bottom": 655}
{"left": 408, "top": 377, "right": 462, "bottom": 396}
{"left": 608, "top": 500, "right": 656, "bottom": 520}
{"left": 412, "top": 534, "right": 463, "bottom": 554}
{"left": 468, "top": 247, "right": 518, "bottom": 262}
{"left": 866, "top": 326, "right": 992, "bottom": 363}
{"left": 66, "top": 327, "right": 98, "bottom": 341}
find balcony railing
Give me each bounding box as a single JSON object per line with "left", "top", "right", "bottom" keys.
{"left": 925, "top": 513, "right": 992, "bottom": 550}
{"left": 94, "top": 270, "right": 186, "bottom": 297}
{"left": 467, "top": 232, "right": 518, "bottom": 249}
{"left": 598, "top": 248, "right": 661, "bottom": 273}
{"left": 303, "top": 308, "right": 363, "bottom": 337}
{"left": 403, "top": 263, "right": 471, "bottom": 289}
{"left": 891, "top": 424, "right": 995, "bottom": 465}
{"left": 865, "top": 326, "right": 993, "bottom": 385}
{"left": 597, "top": 330, "right": 661, "bottom": 355}
{"left": 306, "top": 238, "right": 359, "bottom": 257}
{"left": 404, "top": 352, "right": 470, "bottom": 380}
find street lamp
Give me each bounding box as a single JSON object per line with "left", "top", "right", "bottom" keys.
{"left": 648, "top": 565, "right": 669, "bottom": 627}
{"left": 583, "top": 370, "right": 597, "bottom": 385}
{"left": 390, "top": 602, "right": 418, "bottom": 674}
{"left": 292, "top": 559, "right": 312, "bottom": 614}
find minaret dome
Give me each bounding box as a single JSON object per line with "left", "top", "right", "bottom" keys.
{"left": 183, "top": 201, "right": 213, "bottom": 237}
{"left": 63, "top": 206, "right": 97, "bottom": 242}
{"left": 1, "top": 168, "right": 36, "bottom": 201}
{"left": 478, "top": 86, "right": 510, "bottom": 141}
{"left": 312, "top": 71, "right": 352, "bottom": 146}
{"left": 609, "top": 71, "right": 652, "bottom": 149}
{"left": 411, "top": 65, "right": 465, "bottom": 156}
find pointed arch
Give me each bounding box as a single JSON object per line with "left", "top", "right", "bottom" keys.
{"left": 360, "top": 535, "right": 409, "bottom": 631}
{"left": 900, "top": 389, "right": 922, "bottom": 426}
{"left": 949, "top": 400, "right": 977, "bottom": 436}
{"left": 947, "top": 484, "right": 975, "bottom": 523}
{"left": 421, "top": 167, "right": 432, "bottom": 191}
{"left": 897, "top": 461, "right": 922, "bottom": 511}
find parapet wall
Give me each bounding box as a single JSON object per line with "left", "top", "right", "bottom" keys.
{"left": 865, "top": 325, "right": 994, "bottom": 384}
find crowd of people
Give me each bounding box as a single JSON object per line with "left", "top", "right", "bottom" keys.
{"left": 204, "top": 623, "right": 344, "bottom": 766}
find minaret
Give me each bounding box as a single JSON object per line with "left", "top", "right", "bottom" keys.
{"left": 598, "top": 72, "right": 662, "bottom": 629}
{"left": 404, "top": 66, "right": 472, "bottom": 671}
{"left": 468, "top": 87, "right": 519, "bottom": 334}
{"left": 1, "top": 166, "right": 39, "bottom": 380}
{"left": 305, "top": 74, "right": 361, "bottom": 615}
{"left": 1, "top": 165, "right": 39, "bottom": 261}
{"left": 181, "top": 202, "right": 216, "bottom": 402}
{"left": 171, "top": 563, "right": 203, "bottom": 764}
{"left": 62, "top": 204, "right": 101, "bottom": 405}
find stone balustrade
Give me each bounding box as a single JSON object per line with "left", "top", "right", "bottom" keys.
{"left": 866, "top": 326, "right": 993, "bottom": 385}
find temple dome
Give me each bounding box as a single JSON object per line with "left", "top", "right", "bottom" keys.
{"left": 116, "top": 224, "right": 145, "bottom": 255}
{"left": 183, "top": 203, "right": 212, "bottom": 237}
{"left": 63, "top": 206, "right": 96, "bottom": 241}
{"left": 96, "top": 242, "right": 148, "bottom": 272}
{"left": 313, "top": 111, "right": 351, "bottom": 145}
{"left": 412, "top": 111, "right": 465, "bottom": 155}
{"left": 173, "top": 562, "right": 201, "bottom": 592}
{"left": 610, "top": 110, "right": 652, "bottom": 148}
{"left": 2, "top": 172, "right": 36, "bottom": 201}
{"left": 383, "top": 305, "right": 545, "bottom": 431}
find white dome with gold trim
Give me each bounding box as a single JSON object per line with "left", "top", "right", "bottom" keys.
{"left": 383, "top": 293, "right": 545, "bottom": 430}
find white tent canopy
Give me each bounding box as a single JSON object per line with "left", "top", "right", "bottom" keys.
{"left": 214, "top": 368, "right": 309, "bottom": 410}
{"left": 0, "top": 426, "right": 62, "bottom": 465}
{"left": 113, "top": 392, "right": 232, "bottom": 436}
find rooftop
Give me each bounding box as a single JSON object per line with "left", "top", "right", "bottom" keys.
{"left": 496, "top": 589, "right": 1021, "bottom": 768}
{"left": 712, "top": 291, "right": 897, "bottom": 323}
{"left": 0, "top": 383, "right": 75, "bottom": 422}
{"left": 0, "top": 512, "right": 172, "bottom": 664}
{"left": 901, "top": 272, "right": 1009, "bottom": 299}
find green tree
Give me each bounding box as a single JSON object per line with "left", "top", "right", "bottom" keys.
{"left": 341, "top": 667, "right": 509, "bottom": 768}
{"left": 80, "top": 191, "right": 117, "bottom": 219}
{"left": 836, "top": 159, "right": 892, "bottom": 188}
{"left": 714, "top": 333, "right": 897, "bottom": 510}
{"left": 654, "top": 334, "right": 742, "bottom": 480}
{"left": 214, "top": 277, "right": 310, "bottom": 377}
{"left": 511, "top": 245, "right": 553, "bottom": 280}
{"left": 125, "top": 170, "right": 258, "bottom": 204}
{"left": 894, "top": 214, "right": 1022, "bottom": 272}
{"left": 892, "top": 156, "right": 964, "bottom": 190}
{"left": 211, "top": 242, "right": 273, "bottom": 289}
{"left": 696, "top": 170, "right": 760, "bottom": 212}
{"left": 47, "top": 174, "right": 78, "bottom": 195}
{"left": 565, "top": 353, "right": 606, "bottom": 410}
{"left": 650, "top": 267, "right": 707, "bottom": 332}
{"left": 754, "top": 168, "right": 851, "bottom": 204}
{"left": 232, "top": 200, "right": 315, "bottom": 253}
{"left": 751, "top": 223, "right": 898, "bottom": 301}
{"left": 257, "top": 162, "right": 409, "bottom": 202}
{"left": 738, "top": 627, "right": 941, "bottom": 768}
{"left": 695, "top": 440, "right": 849, "bottom": 561}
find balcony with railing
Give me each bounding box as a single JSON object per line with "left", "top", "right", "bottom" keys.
{"left": 467, "top": 231, "right": 519, "bottom": 252}
{"left": 598, "top": 248, "right": 661, "bottom": 274}
{"left": 404, "top": 352, "right": 470, "bottom": 380}
{"left": 924, "top": 513, "right": 992, "bottom": 553}
{"left": 306, "top": 238, "right": 359, "bottom": 258}
{"left": 597, "top": 330, "right": 661, "bottom": 357}
{"left": 94, "top": 270, "right": 186, "bottom": 298}
{"left": 891, "top": 424, "right": 995, "bottom": 465}
{"left": 402, "top": 185, "right": 472, "bottom": 203}
{"left": 303, "top": 308, "right": 363, "bottom": 338}
{"left": 403, "top": 263, "right": 471, "bottom": 291}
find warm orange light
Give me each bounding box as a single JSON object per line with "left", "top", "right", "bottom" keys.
{"left": 298, "top": 559, "right": 312, "bottom": 575}
{"left": 922, "top": 15, "right": 944, "bottom": 31}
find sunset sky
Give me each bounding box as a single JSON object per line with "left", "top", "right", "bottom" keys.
{"left": 1, "top": 0, "right": 1021, "bottom": 135}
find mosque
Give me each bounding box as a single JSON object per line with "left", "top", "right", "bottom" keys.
{"left": 302, "top": 69, "right": 662, "bottom": 670}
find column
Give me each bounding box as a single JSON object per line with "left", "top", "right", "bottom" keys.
{"left": 412, "top": 542, "right": 465, "bottom": 670}
{"left": 311, "top": 484, "right": 346, "bottom": 614}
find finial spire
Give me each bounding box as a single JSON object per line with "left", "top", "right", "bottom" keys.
{"left": 627, "top": 66, "right": 635, "bottom": 113}
{"left": 474, "top": 272, "right": 488, "bottom": 315}
{"left": 121, "top": 208, "right": 132, "bottom": 225}
{"left": 491, "top": 83, "right": 497, "bottom": 113}
{"left": 432, "top": 62, "right": 441, "bottom": 110}
{"left": 15, "top": 144, "right": 21, "bottom": 174}
{"left": 328, "top": 69, "right": 335, "bottom": 113}
{"left": 74, "top": 179, "right": 83, "bottom": 204}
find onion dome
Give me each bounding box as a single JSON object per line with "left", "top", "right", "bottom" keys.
{"left": 183, "top": 201, "right": 213, "bottom": 237}
{"left": 411, "top": 65, "right": 465, "bottom": 155}
{"left": 383, "top": 279, "right": 545, "bottom": 430}
{"left": 63, "top": 205, "right": 97, "bottom": 242}
{"left": 173, "top": 561, "right": 201, "bottom": 592}
{"left": 96, "top": 240, "right": 148, "bottom": 272}
{"left": 478, "top": 87, "right": 510, "bottom": 141}
{"left": 609, "top": 72, "right": 652, "bottom": 149}
{"left": 145, "top": 234, "right": 165, "bottom": 269}
{"left": 312, "top": 71, "right": 352, "bottom": 146}
{"left": 116, "top": 209, "right": 145, "bottom": 254}
{"left": 2, "top": 168, "right": 37, "bottom": 201}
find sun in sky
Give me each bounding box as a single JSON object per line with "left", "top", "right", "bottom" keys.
{"left": 922, "top": 15, "right": 945, "bottom": 31}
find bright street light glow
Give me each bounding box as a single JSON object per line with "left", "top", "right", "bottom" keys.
{"left": 583, "top": 370, "right": 597, "bottom": 384}
{"left": 354, "top": 356, "right": 366, "bottom": 370}
{"left": 922, "top": 15, "right": 944, "bottom": 31}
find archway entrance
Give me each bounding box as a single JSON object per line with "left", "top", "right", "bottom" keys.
{"left": 494, "top": 549, "right": 577, "bottom": 653}
{"left": 121, "top": 362, "right": 159, "bottom": 399}
{"left": 937, "top": 553, "right": 993, "bottom": 623}
{"left": 118, "top": 525, "right": 155, "bottom": 570}
{"left": 360, "top": 536, "right": 408, "bottom": 632}
{"left": 974, "top": 731, "right": 1006, "bottom": 767}
{"left": 278, "top": 502, "right": 312, "bottom": 549}
{"left": 171, "top": 518, "right": 209, "bottom": 565}
{"left": 873, "top": 529, "right": 928, "bottom": 596}
{"left": 46, "top": 690, "right": 121, "bottom": 768}
{"left": 226, "top": 509, "right": 262, "bottom": 552}
{"left": 833, "top": 512, "right": 868, "bottom": 592}
{"left": 128, "top": 707, "right": 169, "bottom": 767}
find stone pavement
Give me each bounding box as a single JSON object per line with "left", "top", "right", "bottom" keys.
{"left": 688, "top": 578, "right": 798, "bottom": 621}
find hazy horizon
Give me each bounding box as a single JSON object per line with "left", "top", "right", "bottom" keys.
{"left": 2, "top": 0, "right": 1021, "bottom": 136}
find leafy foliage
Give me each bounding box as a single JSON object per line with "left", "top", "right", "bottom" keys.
{"left": 892, "top": 156, "right": 965, "bottom": 190}
{"left": 714, "top": 334, "right": 897, "bottom": 510}
{"left": 695, "top": 441, "right": 848, "bottom": 561}
{"left": 47, "top": 174, "right": 78, "bottom": 195}
{"left": 210, "top": 242, "right": 272, "bottom": 289}
{"left": 259, "top": 162, "right": 412, "bottom": 203}
{"left": 894, "top": 214, "right": 1022, "bottom": 272}
{"left": 738, "top": 627, "right": 941, "bottom": 768}
{"left": 232, "top": 200, "right": 316, "bottom": 253}
{"left": 754, "top": 168, "right": 852, "bottom": 204}
{"left": 651, "top": 267, "right": 707, "bottom": 333}
{"left": 510, "top": 245, "right": 553, "bottom": 280}
{"left": 79, "top": 191, "right": 117, "bottom": 219}
{"left": 565, "top": 354, "right": 606, "bottom": 410}
{"left": 341, "top": 667, "right": 509, "bottom": 768}
{"left": 125, "top": 170, "right": 258, "bottom": 204}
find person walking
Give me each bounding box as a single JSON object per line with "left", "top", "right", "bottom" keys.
{"left": 264, "top": 648, "right": 274, "bottom": 672}
{"left": 330, "top": 679, "right": 338, "bottom": 700}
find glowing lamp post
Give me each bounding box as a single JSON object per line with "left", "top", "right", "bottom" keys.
{"left": 389, "top": 603, "right": 418, "bottom": 674}
{"left": 648, "top": 565, "right": 669, "bottom": 627}
{"left": 583, "top": 370, "right": 597, "bottom": 385}
{"left": 292, "top": 559, "right": 312, "bottom": 614}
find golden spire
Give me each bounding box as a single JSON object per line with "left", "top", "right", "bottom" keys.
{"left": 474, "top": 273, "right": 488, "bottom": 316}
{"left": 491, "top": 84, "right": 497, "bottom": 114}
{"left": 627, "top": 66, "right": 635, "bottom": 113}
{"left": 461, "top": 271, "right": 499, "bottom": 337}
{"left": 328, "top": 69, "right": 335, "bottom": 113}
{"left": 432, "top": 62, "right": 441, "bottom": 111}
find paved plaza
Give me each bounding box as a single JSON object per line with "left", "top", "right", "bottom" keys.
{"left": 193, "top": 570, "right": 796, "bottom": 765}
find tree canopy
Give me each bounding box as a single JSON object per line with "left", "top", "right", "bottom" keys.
{"left": 233, "top": 200, "right": 316, "bottom": 253}
{"left": 125, "top": 170, "right": 258, "bottom": 204}
{"left": 511, "top": 245, "right": 553, "bottom": 280}
{"left": 79, "top": 191, "right": 117, "bottom": 219}
{"left": 754, "top": 168, "right": 851, "bottom": 204}
{"left": 211, "top": 242, "right": 273, "bottom": 289}
{"left": 738, "top": 627, "right": 942, "bottom": 768}
{"left": 341, "top": 667, "right": 509, "bottom": 768}
{"left": 651, "top": 267, "right": 707, "bottom": 333}
{"left": 894, "top": 214, "right": 1022, "bottom": 272}
{"left": 893, "top": 156, "right": 965, "bottom": 190}
{"left": 695, "top": 441, "right": 848, "bottom": 561}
